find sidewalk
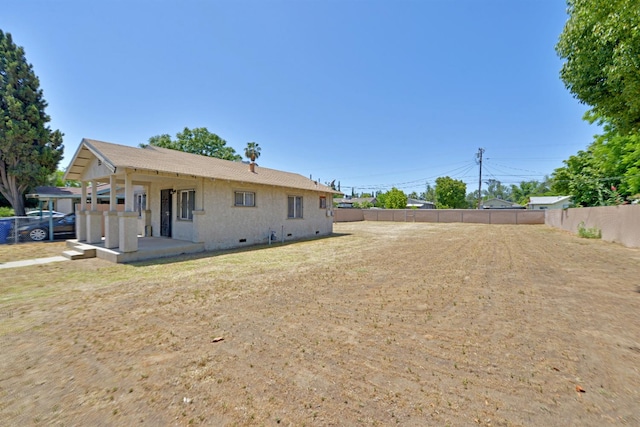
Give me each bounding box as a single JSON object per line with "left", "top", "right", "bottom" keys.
{"left": 0, "top": 256, "right": 69, "bottom": 269}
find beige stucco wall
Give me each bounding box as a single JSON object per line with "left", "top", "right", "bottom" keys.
{"left": 346, "top": 209, "right": 544, "bottom": 224}
{"left": 545, "top": 205, "right": 640, "bottom": 248}
{"left": 334, "top": 209, "right": 365, "bottom": 222}
{"left": 147, "top": 178, "right": 334, "bottom": 250}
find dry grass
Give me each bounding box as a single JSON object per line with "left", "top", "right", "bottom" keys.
{"left": 0, "top": 241, "right": 67, "bottom": 263}
{"left": 1, "top": 222, "right": 639, "bottom": 426}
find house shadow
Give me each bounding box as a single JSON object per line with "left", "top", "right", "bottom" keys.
{"left": 128, "top": 232, "right": 352, "bottom": 267}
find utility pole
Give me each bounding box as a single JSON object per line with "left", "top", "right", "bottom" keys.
{"left": 476, "top": 148, "right": 485, "bottom": 209}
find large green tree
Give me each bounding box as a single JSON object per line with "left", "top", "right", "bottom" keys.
{"left": 142, "top": 127, "right": 241, "bottom": 161}
{"left": 552, "top": 116, "right": 640, "bottom": 205}
{"left": 0, "top": 30, "right": 64, "bottom": 215}
{"left": 556, "top": 0, "right": 640, "bottom": 134}
{"left": 435, "top": 176, "right": 467, "bottom": 209}
{"left": 375, "top": 187, "right": 407, "bottom": 209}
{"left": 552, "top": 148, "right": 608, "bottom": 206}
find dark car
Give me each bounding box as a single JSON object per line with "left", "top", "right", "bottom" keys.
{"left": 12, "top": 212, "right": 76, "bottom": 242}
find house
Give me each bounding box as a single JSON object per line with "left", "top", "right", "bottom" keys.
{"left": 481, "top": 198, "right": 525, "bottom": 209}
{"left": 64, "top": 138, "right": 340, "bottom": 262}
{"left": 27, "top": 183, "right": 127, "bottom": 214}
{"left": 334, "top": 197, "right": 377, "bottom": 208}
{"left": 406, "top": 198, "right": 435, "bottom": 209}
{"left": 528, "top": 196, "right": 572, "bottom": 210}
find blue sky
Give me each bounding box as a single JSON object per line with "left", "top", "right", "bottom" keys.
{"left": 3, "top": 0, "right": 595, "bottom": 196}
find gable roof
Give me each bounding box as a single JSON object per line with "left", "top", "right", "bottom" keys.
{"left": 65, "top": 139, "right": 340, "bottom": 194}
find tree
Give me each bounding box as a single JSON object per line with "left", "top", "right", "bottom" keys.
{"left": 375, "top": 187, "right": 407, "bottom": 209}
{"left": 142, "top": 127, "right": 241, "bottom": 161}
{"left": 510, "top": 179, "right": 551, "bottom": 206}
{"left": 47, "top": 169, "right": 80, "bottom": 188}
{"left": 0, "top": 30, "right": 64, "bottom": 215}
{"left": 589, "top": 118, "right": 640, "bottom": 198}
{"left": 552, "top": 116, "right": 640, "bottom": 206}
{"left": 482, "top": 179, "right": 511, "bottom": 201}
{"left": 551, "top": 149, "right": 606, "bottom": 206}
{"left": 384, "top": 187, "right": 407, "bottom": 209}
{"left": 244, "top": 141, "right": 261, "bottom": 163}
{"left": 556, "top": 0, "right": 640, "bottom": 134}
{"left": 421, "top": 183, "right": 437, "bottom": 203}
{"left": 435, "top": 177, "right": 467, "bottom": 209}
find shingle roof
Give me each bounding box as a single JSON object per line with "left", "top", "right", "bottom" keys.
{"left": 65, "top": 139, "right": 340, "bottom": 194}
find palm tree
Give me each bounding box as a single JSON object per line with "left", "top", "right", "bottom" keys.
{"left": 244, "top": 142, "right": 261, "bottom": 163}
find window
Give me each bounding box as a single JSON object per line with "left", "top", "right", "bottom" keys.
{"left": 288, "top": 196, "right": 303, "bottom": 219}
{"left": 319, "top": 196, "right": 327, "bottom": 209}
{"left": 235, "top": 191, "right": 255, "bottom": 207}
{"left": 179, "top": 190, "right": 195, "bottom": 220}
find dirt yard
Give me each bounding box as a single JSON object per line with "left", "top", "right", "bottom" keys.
{"left": 1, "top": 222, "right": 639, "bottom": 426}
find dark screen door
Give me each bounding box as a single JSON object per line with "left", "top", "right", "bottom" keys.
{"left": 160, "top": 189, "right": 172, "bottom": 237}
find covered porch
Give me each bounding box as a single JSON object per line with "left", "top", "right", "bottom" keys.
{"left": 64, "top": 140, "right": 207, "bottom": 258}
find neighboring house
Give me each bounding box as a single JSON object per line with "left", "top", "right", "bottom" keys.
{"left": 28, "top": 183, "right": 127, "bottom": 214}
{"left": 481, "top": 198, "right": 525, "bottom": 209}
{"left": 64, "top": 138, "right": 340, "bottom": 260}
{"left": 334, "top": 197, "right": 377, "bottom": 208}
{"left": 528, "top": 196, "right": 573, "bottom": 210}
{"left": 407, "top": 198, "right": 436, "bottom": 209}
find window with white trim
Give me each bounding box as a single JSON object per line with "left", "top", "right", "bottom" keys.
{"left": 288, "top": 196, "right": 303, "bottom": 219}
{"left": 179, "top": 190, "right": 195, "bottom": 220}
{"left": 234, "top": 191, "right": 255, "bottom": 207}
{"left": 319, "top": 196, "right": 327, "bottom": 209}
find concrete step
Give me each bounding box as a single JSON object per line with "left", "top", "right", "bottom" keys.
{"left": 63, "top": 250, "right": 85, "bottom": 260}
{"left": 62, "top": 244, "right": 97, "bottom": 260}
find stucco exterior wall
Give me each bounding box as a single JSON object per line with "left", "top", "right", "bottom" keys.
{"left": 147, "top": 178, "right": 334, "bottom": 250}
{"left": 545, "top": 205, "right": 640, "bottom": 248}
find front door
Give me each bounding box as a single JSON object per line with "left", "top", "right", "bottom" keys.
{"left": 160, "top": 189, "right": 172, "bottom": 237}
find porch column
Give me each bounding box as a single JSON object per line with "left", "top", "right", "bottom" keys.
{"left": 192, "top": 210, "right": 205, "bottom": 243}
{"left": 141, "top": 210, "right": 152, "bottom": 236}
{"left": 76, "top": 181, "right": 87, "bottom": 241}
{"left": 119, "top": 171, "right": 138, "bottom": 252}
{"left": 86, "top": 179, "right": 102, "bottom": 243}
{"left": 104, "top": 174, "right": 119, "bottom": 248}
{"left": 191, "top": 177, "right": 205, "bottom": 242}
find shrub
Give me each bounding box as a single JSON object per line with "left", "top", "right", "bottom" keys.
{"left": 0, "top": 207, "right": 15, "bottom": 217}
{"left": 577, "top": 221, "right": 601, "bottom": 239}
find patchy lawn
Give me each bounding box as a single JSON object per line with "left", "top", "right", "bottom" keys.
{"left": 0, "top": 241, "right": 67, "bottom": 263}
{"left": 0, "top": 222, "right": 639, "bottom": 426}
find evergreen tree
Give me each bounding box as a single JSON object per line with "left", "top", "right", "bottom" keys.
{"left": 0, "top": 30, "right": 64, "bottom": 215}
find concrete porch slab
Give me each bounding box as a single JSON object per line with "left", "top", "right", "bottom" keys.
{"left": 66, "top": 237, "right": 205, "bottom": 263}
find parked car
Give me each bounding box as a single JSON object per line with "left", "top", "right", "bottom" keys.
{"left": 11, "top": 212, "right": 76, "bottom": 242}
